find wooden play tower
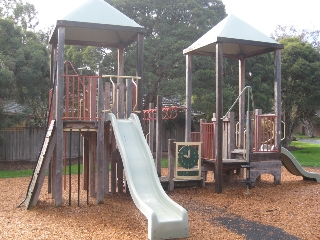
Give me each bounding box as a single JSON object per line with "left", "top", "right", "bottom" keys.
{"left": 183, "top": 14, "right": 284, "bottom": 193}
{"left": 23, "top": 0, "right": 145, "bottom": 208}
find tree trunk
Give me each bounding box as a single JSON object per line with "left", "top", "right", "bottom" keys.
{"left": 301, "top": 118, "right": 314, "bottom": 138}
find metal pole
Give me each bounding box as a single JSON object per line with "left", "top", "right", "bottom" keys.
{"left": 69, "top": 129, "right": 72, "bottom": 206}
{"left": 86, "top": 130, "right": 90, "bottom": 205}
{"left": 246, "top": 88, "right": 250, "bottom": 194}
{"left": 78, "top": 129, "right": 81, "bottom": 206}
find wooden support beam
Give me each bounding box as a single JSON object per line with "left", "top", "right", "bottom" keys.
{"left": 55, "top": 27, "right": 65, "bottom": 206}
{"left": 228, "top": 112, "right": 235, "bottom": 159}
{"left": 104, "top": 83, "right": 111, "bottom": 194}
{"left": 156, "top": 96, "right": 163, "bottom": 177}
{"left": 117, "top": 152, "right": 124, "bottom": 193}
{"left": 168, "top": 139, "right": 175, "bottom": 191}
{"left": 239, "top": 55, "right": 245, "bottom": 149}
{"left": 185, "top": 54, "right": 192, "bottom": 142}
{"left": 215, "top": 42, "right": 223, "bottom": 194}
{"left": 104, "top": 123, "right": 110, "bottom": 194}
{"left": 118, "top": 45, "right": 124, "bottom": 118}
{"left": 118, "top": 83, "right": 125, "bottom": 119}
{"left": 126, "top": 79, "right": 133, "bottom": 118}
{"left": 136, "top": 33, "right": 144, "bottom": 120}
{"left": 83, "top": 136, "right": 89, "bottom": 191}
{"left": 111, "top": 129, "right": 117, "bottom": 194}
{"left": 89, "top": 132, "right": 96, "bottom": 197}
{"left": 148, "top": 103, "right": 154, "bottom": 154}
{"left": 274, "top": 49, "right": 282, "bottom": 150}
{"left": 96, "top": 77, "right": 105, "bottom": 204}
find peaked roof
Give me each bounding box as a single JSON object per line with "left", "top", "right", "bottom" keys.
{"left": 183, "top": 14, "right": 283, "bottom": 58}
{"left": 49, "top": 0, "right": 145, "bottom": 47}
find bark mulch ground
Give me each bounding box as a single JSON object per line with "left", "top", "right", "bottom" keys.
{"left": 0, "top": 163, "right": 319, "bottom": 239}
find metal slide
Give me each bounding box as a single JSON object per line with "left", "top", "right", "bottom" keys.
{"left": 107, "top": 113, "right": 189, "bottom": 240}
{"left": 281, "top": 147, "right": 320, "bottom": 182}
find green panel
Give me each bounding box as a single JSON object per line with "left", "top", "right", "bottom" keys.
{"left": 177, "top": 171, "right": 199, "bottom": 176}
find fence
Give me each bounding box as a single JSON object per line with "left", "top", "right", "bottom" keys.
{"left": 0, "top": 128, "right": 82, "bottom": 162}
{"left": 0, "top": 122, "right": 191, "bottom": 162}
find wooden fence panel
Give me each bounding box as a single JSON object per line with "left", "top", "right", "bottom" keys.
{"left": 0, "top": 128, "right": 82, "bottom": 162}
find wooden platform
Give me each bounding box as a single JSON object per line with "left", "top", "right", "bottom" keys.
{"left": 159, "top": 176, "right": 202, "bottom": 190}
{"left": 201, "top": 158, "right": 247, "bottom": 171}
{"left": 63, "top": 120, "right": 98, "bottom": 131}
{"left": 201, "top": 158, "right": 247, "bottom": 182}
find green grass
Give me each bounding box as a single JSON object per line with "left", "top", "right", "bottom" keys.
{"left": 293, "top": 133, "right": 320, "bottom": 140}
{"left": 1, "top": 144, "right": 319, "bottom": 179}
{"left": 0, "top": 169, "right": 35, "bottom": 178}
{"left": 290, "top": 141, "right": 320, "bottom": 167}
{"left": 161, "top": 158, "right": 168, "bottom": 168}
{"left": 0, "top": 164, "right": 83, "bottom": 179}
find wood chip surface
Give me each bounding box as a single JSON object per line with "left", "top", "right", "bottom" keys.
{"left": 1, "top": 167, "right": 319, "bottom": 239}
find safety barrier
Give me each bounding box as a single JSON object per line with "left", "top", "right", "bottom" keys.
{"left": 201, "top": 123, "right": 216, "bottom": 160}
{"left": 143, "top": 106, "right": 186, "bottom": 120}
{"left": 254, "top": 114, "right": 279, "bottom": 152}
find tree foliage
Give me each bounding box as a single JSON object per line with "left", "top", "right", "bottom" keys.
{"left": 0, "top": 0, "right": 39, "bottom": 31}
{"left": 279, "top": 37, "right": 320, "bottom": 146}
{"left": 0, "top": 16, "right": 50, "bottom": 128}
{"left": 95, "top": 0, "right": 227, "bottom": 114}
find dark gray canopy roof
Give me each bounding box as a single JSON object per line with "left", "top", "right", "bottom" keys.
{"left": 183, "top": 14, "right": 283, "bottom": 58}
{"left": 49, "top": 0, "right": 145, "bottom": 47}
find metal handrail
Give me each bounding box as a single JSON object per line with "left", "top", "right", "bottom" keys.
{"left": 101, "top": 75, "right": 141, "bottom": 114}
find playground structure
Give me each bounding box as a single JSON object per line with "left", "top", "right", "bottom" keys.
{"left": 20, "top": 1, "right": 320, "bottom": 240}
{"left": 21, "top": 1, "right": 190, "bottom": 239}
{"left": 182, "top": 14, "right": 320, "bottom": 192}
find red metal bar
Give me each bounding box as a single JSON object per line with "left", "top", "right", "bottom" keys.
{"left": 65, "top": 75, "right": 69, "bottom": 118}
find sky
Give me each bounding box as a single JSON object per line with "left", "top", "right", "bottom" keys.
{"left": 24, "top": 0, "right": 319, "bottom": 36}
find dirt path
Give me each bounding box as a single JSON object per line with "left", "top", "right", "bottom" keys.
{"left": 1, "top": 167, "right": 320, "bottom": 239}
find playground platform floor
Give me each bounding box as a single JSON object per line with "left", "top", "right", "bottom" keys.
{"left": 0, "top": 165, "right": 319, "bottom": 239}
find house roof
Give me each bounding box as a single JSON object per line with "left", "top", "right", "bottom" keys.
{"left": 3, "top": 101, "right": 24, "bottom": 114}
{"left": 183, "top": 14, "right": 283, "bottom": 58}
{"left": 49, "top": 0, "right": 145, "bottom": 47}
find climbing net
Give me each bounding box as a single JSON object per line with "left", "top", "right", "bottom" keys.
{"left": 143, "top": 106, "right": 186, "bottom": 120}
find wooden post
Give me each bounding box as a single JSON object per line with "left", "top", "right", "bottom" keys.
{"left": 136, "top": 33, "right": 144, "bottom": 120}
{"left": 117, "top": 82, "right": 125, "bottom": 192}
{"left": 118, "top": 82, "right": 125, "bottom": 119}
{"left": 96, "top": 77, "right": 105, "bottom": 204}
{"left": 51, "top": 147, "right": 56, "bottom": 196}
{"left": 168, "top": 139, "right": 175, "bottom": 191}
{"left": 156, "top": 96, "right": 163, "bottom": 177}
{"left": 148, "top": 103, "right": 154, "bottom": 154}
{"left": 104, "top": 122, "right": 110, "bottom": 194}
{"left": 215, "top": 42, "right": 223, "bottom": 194}
{"left": 55, "top": 27, "right": 65, "bottom": 206}
{"left": 111, "top": 130, "right": 117, "bottom": 194}
{"left": 117, "top": 151, "right": 124, "bottom": 193}
{"left": 185, "top": 54, "right": 192, "bottom": 142}
{"left": 48, "top": 42, "right": 57, "bottom": 194}
{"left": 274, "top": 49, "right": 282, "bottom": 150}
{"left": 126, "top": 79, "right": 133, "bottom": 118}
{"left": 113, "top": 45, "right": 124, "bottom": 118}
{"left": 255, "top": 109, "right": 262, "bottom": 150}
{"left": 239, "top": 55, "right": 245, "bottom": 149}
{"left": 104, "top": 82, "right": 111, "bottom": 194}
{"left": 89, "top": 132, "right": 96, "bottom": 197}
{"left": 83, "top": 135, "right": 89, "bottom": 191}
{"left": 228, "top": 112, "right": 235, "bottom": 158}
